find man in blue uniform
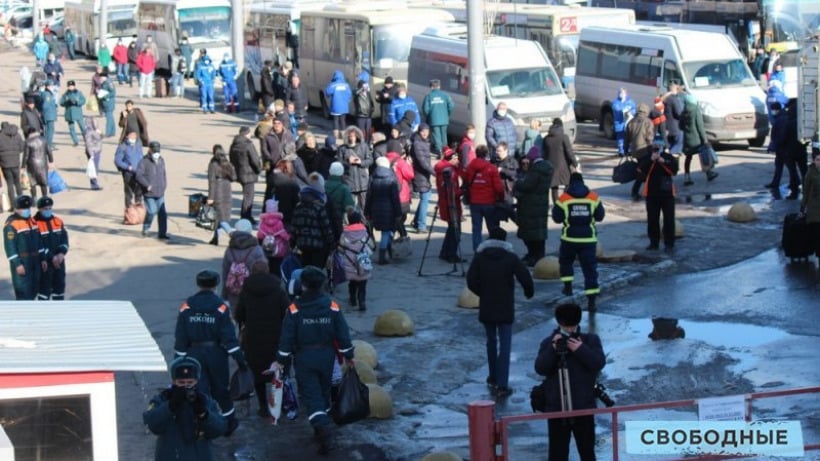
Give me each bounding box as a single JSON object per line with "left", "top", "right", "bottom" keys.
{"left": 275, "top": 266, "right": 355, "bottom": 454}
{"left": 34, "top": 196, "right": 69, "bottom": 300}
{"left": 4, "top": 195, "right": 46, "bottom": 300}
{"left": 552, "top": 173, "right": 605, "bottom": 312}
{"left": 143, "top": 356, "right": 227, "bottom": 461}
{"left": 40, "top": 80, "right": 58, "bottom": 149}
{"left": 218, "top": 53, "right": 239, "bottom": 113}
{"left": 174, "top": 270, "right": 248, "bottom": 436}
{"left": 195, "top": 56, "right": 217, "bottom": 114}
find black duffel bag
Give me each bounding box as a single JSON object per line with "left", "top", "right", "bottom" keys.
{"left": 612, "top": 156, "right": 639, "bottom": 184}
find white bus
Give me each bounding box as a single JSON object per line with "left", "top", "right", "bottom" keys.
{"left": 63, "top": 0, "right": 138, "bottom": 57}
{"left": 298, "top": 1, "right": 455, "bottom": 116}
{"left": 408, "top": 24, "right": 576, "bottom": 144}
{"left": 243, "top": 0, "right": 330, "bottom": 98}
{"left": 574, "top": 25, "right": 768, "bottom": 146}
{"left": 408, "top": 1, "right": 635, "bottom": 97}
{"left": 137, "top": 0, "right": 232, "bottom": 74}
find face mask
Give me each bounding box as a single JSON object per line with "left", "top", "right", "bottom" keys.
{"left": 467, "top": 132, "right": 476, "bottom": 140}
{"left": 19, "top": 209, "right": 31, "bottom": 218}
{"left": 40, "top": 210, "right": 53, "bottom": 218}
{"left": 497, "top": 110, "right": 507, "bottom": 117}
{"left": 398, "top": 93, "right": 406, "bottom": 99}
{"left": 772, "top": 110, "right": 780, "bottom": 116}
{"left": 127, "top": 138, "right": 136, "bottom": 145}
{"left": 152, "top": 153, "right": 161, "bottom": 161}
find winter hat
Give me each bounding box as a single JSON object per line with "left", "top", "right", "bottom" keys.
{"left": 555, "top": 303, "right": 582, "bottom": 327}
{"left": 14, "top": 195, "right": 33, "bottom": 209}
{"left": 386, "top": 140, "right": 404, "bottom": 155}
{"left": 384, "top": 76, "right": 394, "bottom": 84}
{"left": 488, "top": 226, "right": 507, "bottom": 241}
{"left": 265, "top": 199, "right": 279, "bottom": 213}
{"left": 239, "top": 126, "right": 250, "bottom": 135}
{"left": 442, "top": 146, "right": 456, "bottom": 160}
{"left": 375, "top": 156, "right": 391, "bottom": 169}
{"left": 300, "top": 265, "right": 326, "bottom": 290}
{"left": 526, "top": 146, "right": 541, "bottom": 162}
{"left": 196, "top": 269, "right": 220, "bottom": 288}
{"left": 324, "top": 134, "right": 337, "bottom": 150}
{"left": 234, "top": 219, "right": 253, "bottom": 233}
{"left": 169, "top": 356, "right": 201, "bottom": 381}
{"left": 329, "top": 161, "right": 344, "bottom": 177}
{"left": 348, "top": 210, "right": 363, "bottom": 224}
{"left": 570, "top": 172, "right": 584, "bottom": 184}
{"left": 307, "top": 171, "right": 325, "bottom": 192}
{"left": 418, "top": 122, "right": 430, "bottom": 132}
{"left": 36, "top": 196, "right": 54, "bottom": 209}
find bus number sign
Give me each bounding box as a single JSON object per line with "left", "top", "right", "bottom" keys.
{"left": 559, "top": 17, "right": 577, "bottom": 33}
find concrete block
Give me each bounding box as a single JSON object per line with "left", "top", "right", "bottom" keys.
{"left": 533, "top": 256, "right": 561, "bottom": 279}
{"left": 366, "top": 383, "right": 392, "bottom": 419}
{"left": 374, "top": 309, "right": 415, "bottom": 337}
{"left": 457, "top": 287, "right": 479, "bottom": 309}
{"left": 352, "top": 339, "right": 378, "bottom": 369}
{"left": 727, "top": 202, "right": 756, "bottom": 222}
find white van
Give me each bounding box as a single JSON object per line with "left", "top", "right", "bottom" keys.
{"left": 574, "top": 25, "right": 769, "bottom": 146}
{"left": 407, "top": 24, "right": 577, "bottom": 146}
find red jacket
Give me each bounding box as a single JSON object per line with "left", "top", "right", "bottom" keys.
{"left": 113, "top": 44, "right": 128, "bottom": 64}
{"left": 465, "top": 157, "right": 504, "bottom": 205}
{"left": 434, "top": 158, "right": 463, "bottom": 222}
{"left": 136, "top": 52, "right": 156, "bottom": 74}
{"left": 458, "top": 136, "right": 475, "bottom": 169}
{"left": 385, "top": 151, "right": 414, "bottom": 204}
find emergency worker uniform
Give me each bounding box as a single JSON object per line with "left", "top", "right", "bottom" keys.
{"left": 195, "top": 57, "right": 217, "bottom": 113}
{"left": 174, "top": 272, "right": 246, "bottom": 430}
{"left": 552, "top": 173, "right": 605, "bottom": 307}
{"left": 218, "top": 55, "right": 239, "bottom": 113}
{"left": 422, "top": 81, "right": 454, "bottom": 154}
{"left": 34, "top": 197, "right": 68, "bottom": 300}
{"left": 277, "top": 287, "right": 354, "bottom": 433}
{"left": 3, "top": 196, "right": 45, "bottom": 300}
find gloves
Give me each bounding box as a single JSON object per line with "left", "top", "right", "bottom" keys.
{"left": 190, "top": 391, "right": 208, "bottom": 419}
{"left": 167, "top": 385, "right": 186, "bottom": 414}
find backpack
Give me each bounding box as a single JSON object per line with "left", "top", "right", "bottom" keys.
{"left": 225, "top": 250, "right": 252, "bottom": 295}
{"left": 262, "top": 229, "right": 288, "bottom": 258}
{"left": 341, "top": 235, "right": 373, "bottom": 276}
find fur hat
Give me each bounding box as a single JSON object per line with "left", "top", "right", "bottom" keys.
{"left": 169, "top": 356, "right": 201, "bottom": 380}
{"left": 555, "top": 303, "right": 582, "bottom": 327}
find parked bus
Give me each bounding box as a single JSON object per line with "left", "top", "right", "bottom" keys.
{"left": 137, "top": 0, "right": 232, "bottom": 74}
{"left": 298, "top": 1, "right": 455, "bottom": 117}
{"left": 407, "top": 23, "right": 576, "bottom": 144}
{"left": 243, "top": 0, "right": 330, "bottom": 98}
{"left": 574, "top": 25, "right": 768, "bottom": 146}
{"left": 408, "top": 1, "right": 635, "bottom": 97}
{"left": 63, "top": 0, "right": 138, "bottom": 57}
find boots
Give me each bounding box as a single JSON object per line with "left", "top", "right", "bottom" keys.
{"left": 587, "top": 294, "right": 597, "bottom": 312}
{"left": 683, "top": 173, "right": 693, "bottom": 186}
{"left": 90, "top": 178, "right": 102, "bottom": 190}
{"left": 315, "top": 425, "right": 335, "bottom": 455}
{"left": 224, "top": 415, "right": 239, "bottom": 437}
{"left": 378, "top": 249, "right": 388, "bottom": 265}
{"left": 208, "top": 233, "right": 218, "bottom": 246}
{"left": 348, "top": 283, "right": 358, "bottom": 307}
{"left": 357, "top": 283, "right": 367, "bottom": 311}
{"left": 706, "top": 170, "right": 719, "bottom": 182}
{"left": 562, "top": 281, "right": 573, "bottom": 297}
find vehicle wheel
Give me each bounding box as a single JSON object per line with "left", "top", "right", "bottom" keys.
{"left": 602, "top": 111, "right": 615, "bottom": 140}
{"left": 747, "top": 135, "right": 766, "bottom": 148}
{"left": 320, "top": 92, "right": 331, "bottom": 120}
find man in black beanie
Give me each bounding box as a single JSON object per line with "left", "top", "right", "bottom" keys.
{"left": 275, "top": 265, "right": 355, "bottom": 454}
{"left": 534, "top": 303, "right": 605, "bottom": 461}
{"left": 467, "top": 226, "right": 534, "bottom": 398}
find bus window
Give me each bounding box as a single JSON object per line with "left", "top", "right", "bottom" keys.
{"left": 556, "top": 36, "right": 578, "bottom": 69}
{"left": 663, "top": 60, "right": 682, "bottom": 88}
{"left": 576, "top": 41, "right": 600, "bottom": 76}
{"left": 353, "top": 20, "right": 371, "bottom": 75}
{"left": 374, "top": 23, "right": 420, "bottom": 63}
{"left": 600, "top": 44, "right": 633, "bottom": 80}
{"left": 301, "top": 16, "right": 315, "bottom": 60}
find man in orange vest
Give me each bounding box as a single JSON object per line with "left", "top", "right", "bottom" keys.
{"left": 34, "top": 196, "right": 69, "bottom": 300}
{"left": 3, "top": 195, "right": 46, "bottom": 300}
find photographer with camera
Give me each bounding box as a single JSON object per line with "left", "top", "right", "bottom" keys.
{"left": 434, "top": 146, "right": 464, "bottom": 263}
{"left": 143, "top": 356, "right": 227, "bottom": 461}
{"left": 534, "top": 303, "right": 606, "bottom": 461}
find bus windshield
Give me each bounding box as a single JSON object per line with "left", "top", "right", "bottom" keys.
{"left": 683, "top": 59, "right": 757, "bottom": 89}
{"left": 108, "top": 8, "right": 138, "bottom": 36}
{"left": 487, "top": 67, "right": 564, "bottom": 98}
{"left": 374, "top": 24, "right": 425, "bottom": 62}
{"left": 556, "top": 35, "right": 578, "bottom": 69}
{"left": 179, "top": 7, "right": 231, "bottom": 43}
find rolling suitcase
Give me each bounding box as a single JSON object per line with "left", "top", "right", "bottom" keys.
{"left": 154, "top": 76, "right": 167, "bottom": 98}
{"left": 781, "top": 213, "right": 812, "bottom": 261}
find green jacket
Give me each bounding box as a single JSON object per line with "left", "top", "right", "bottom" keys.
{"left": 514, "top": 158, "right": 554, "bottom": 241}
{"left": 422, "top": 89, "right": 454, "bottom": 127}
{"left": 681, "top": 97, "right": 707, "bottom": 154}
{"left": 59, "top": 89, "right": 86, "bottom": 122}
{"left": 98, "top": 47, "right": 112, "bottom": 68}
{"left": 325, "top": 175, "right": 354, "bottom": 216}
{"left": 64, "top": 30, "right": 75, "bottom": 44}
{"left": 802, "top": 164, "right": 820, "bottom": 224}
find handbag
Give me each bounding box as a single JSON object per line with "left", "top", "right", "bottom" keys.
{"left": 698, "top": 143, "right": 716, "bottom": 169}
{"left": 330, "top": 367, "right": 370, "bottom": 425}
{"left": 329, "top": 251, "right": 347, "bottom": 286}
{"left": 47, "top": 169, "right": 67, "bottom": 194}
{"left": 123, "top": 204, "right": 146, "bottom": 225}
{"left": 611, "top": 156, "right": 639, "bottom": 183}
{"left": 229, "top": 367, "right": 255, "bottom": 401}
{"left": 188, "top": 193, "right": 206, "bottom": 217}
{"left": 195, "top": 203, "right": 216, "bottom": 230}
{"left": 391, "top": 235, "right": 413, "bottom": 259}
{"left": 530, "top": 380, "right": 548, "bottom": 412}
{"left": 19, "top": 169, "right": 31, "bottom": 190}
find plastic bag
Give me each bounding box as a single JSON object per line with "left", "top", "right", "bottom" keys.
{"left": 265, "top": 367, "right": 284, "bottom": 424}
{"left": 282, "top": 377, "right": 299, "bottom": 420}
{"left": 20, "top": 169, "right": 31, "bottom": 190}
{"left": 330, "top": 367, "right": 370, "bottom": 425}
{"left": 229, "top": 367, "right": 255, "bottom": 401}
{"left": 86, "top": 158, "right": 97, "bottom": 179}
{"left": 47, "top": 169, "right": 67, "bottom": 194}
{"left": 391, "top": 236, "right": 413, "bottom": 259}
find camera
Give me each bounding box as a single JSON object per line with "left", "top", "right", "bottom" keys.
{"left": 185, "top": 386, "right": 198, "bottom": 402}
{"left": 554, "top": 331, "right": 579, "bottom": 355}
{"left": 593, "top": 383, "right": 615, "bottom": 407}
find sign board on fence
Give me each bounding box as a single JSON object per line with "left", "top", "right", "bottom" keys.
{"left": 698, "top": 394, "right": 746, "bottom": 421}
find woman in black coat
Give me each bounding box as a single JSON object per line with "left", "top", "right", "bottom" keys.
{"left": 207, "top": 144, "right": 237, "bottom": 245}
{"left": 541, "top": 118, "right": 577, "bottom": 204}
{"left": 234, "top": 260, "right": 290, "bottom": 417}
{"left": 271, "top": 158, "right": 301, "bottom": 226}
{"left": 365, "top": 157, "right": 401, "bottom": 264}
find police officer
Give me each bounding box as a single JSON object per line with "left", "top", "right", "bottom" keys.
{"left": 34, "top": 196, "right": 69, "bottom": 300}
{"left": 422, "top": 79, "right": 454, "bottom": 154}
{"left": 275, "top": 266, "right": 355, "bottom": 454}
{"left": 552, "top": 173, "right": 605, "bottom": 312}
{"left": 195, "top": 56, "right": 217, "bottom": 114}
{"left": 174, "top": 270, "right": 248, "bottom": 436}
{"left": 4, "top": 195, "right": 46, "bottom": 300}
{"left": 218, "top": 53, "right": 239, "bottom": 113}
{"left": 143, "top": 356, "right": 227, "bottom": 461}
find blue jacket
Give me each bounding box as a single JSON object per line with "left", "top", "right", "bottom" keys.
{"left": 768, "top": 110, "right": 788, "bottom": 153}
{"left": 766, "top": 85, "right": 789, "bottom": 125}
{"left": 34, "top": 37, "right": 49, "bottom": 61}
{"left": 40, "top": 89, "right": 58, "bottom": 122}
{"left": 389, "top": 95, "right": 420, "bottom": 129}
{"left": 612, "top": 94, "right": 636, "bottom": 132}
{"left": 195, "top": 60, "right": 217, "bottom": 86}
{"left": 325, "top": 70, "right": 352, "bottom": 115}
{"left": 277, "top": 292, "right": 354, "bottom": 363}
{"left": 114, "top": 140, "right": 144, "bottom": 172}
{"left": 218, "top": 58, "right": 237, "bottom": 81}
{"left": 485, "top": 110, "right": 517, "bottom": 155}
{"left": 143, "top": 388, "right": 226, "bottom": 461}
{"left": 174, "top": 290, "right": 243, "bottom": 361}
{"left": 43, "top": 60, "right": 64, "bottom": 85}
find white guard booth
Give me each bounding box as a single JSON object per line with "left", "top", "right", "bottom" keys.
{"left": 0, "top": 301, "right": 167, "bottom": 461}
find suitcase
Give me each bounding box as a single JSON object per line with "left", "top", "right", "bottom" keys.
{"left": 154, "top": 76, "right": 167, "bottom": 98}
{"left": 781, "top": 213, "right": 812, "bottom": 260}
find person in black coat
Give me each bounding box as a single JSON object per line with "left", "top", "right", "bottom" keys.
{"left": 229, "top": 127, "right": 262, "bottom": 224}
{"left": 207, "top": 144, "right": 237, "bottom": 245}
{"left": 259, "top": 61, "right": 276, "bottom": 110}
{"left": 638, "top": 146, "right": 678, "bottom": 252}
{"left": 0, "top": 122, "right": 26, "bottom": 206}
{"left": 270, "top": 159, "right": 301, "bottom": 226}
{"left": 467, "top": 227, "right": 534, "bottom": 398}
{"left": 534, "top": 303, "right": 605, "bottom": 461}
{"left": 234, "top": 260, "right": 290, "bottom": 417}
{"left": 365, "top": 157, "right": 401, "bottom": 264}
{"left": 20, "top": 96, "right": 43, "bottom": 136}
{"left": 410, "top": 124, "right": 434, "bottom": 232}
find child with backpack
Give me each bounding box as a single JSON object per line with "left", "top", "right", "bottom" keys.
{"left": 257, "top": 199, "right": 291, "bottom": 276}
{"left": 221, "top": 218, "right": 267, "bottom": 312}
{"left": 338, "top": 211, "right": 373, "bottom": 311}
